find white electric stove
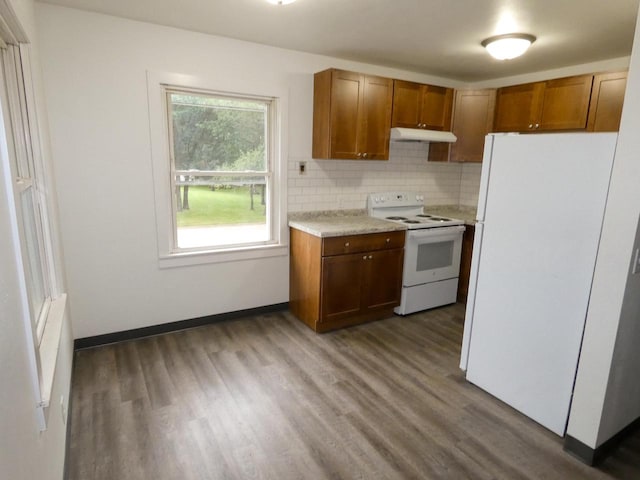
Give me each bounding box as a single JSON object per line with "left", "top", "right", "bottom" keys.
{"left": 367, "top": 192, "right": 465, "bottom": 315}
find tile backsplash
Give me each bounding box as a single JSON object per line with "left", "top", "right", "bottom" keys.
{"left": 288, "top": 142, "right": 482, "bottom": 212}
{"left": 459, "top": 163, "right": 482, "bottom": 207}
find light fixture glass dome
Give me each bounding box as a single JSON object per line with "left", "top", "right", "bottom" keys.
{"left": 482, "top": 34, "right": 536, "bottom": 60}
{"left": 265, "top": 0, "right": 297, "bottom": 4}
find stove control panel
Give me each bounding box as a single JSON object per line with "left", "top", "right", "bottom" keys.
{"left": 368, "top": 192, "right": 424, "bottom": 206}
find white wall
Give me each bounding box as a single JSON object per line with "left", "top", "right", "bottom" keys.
{"left": 566, "top": 10, "right": 640, "bottom": 449}
{"left": 1, "top": 0, "right": 73, "bottom": 479}
{"left": 470, "top": 57, "right": 631, "bottom": 89}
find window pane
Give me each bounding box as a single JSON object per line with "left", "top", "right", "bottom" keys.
{"left": 168, "top": 90, "right": 273, "bottom": 251}
{"left": 174, "top": 178, "right": 269, "bottom": 249}
{"left": 170, "top": 93, "right": 267, "bottom": 172}
{"left": 20, "top": 188, "right": 46, "bottom": 324}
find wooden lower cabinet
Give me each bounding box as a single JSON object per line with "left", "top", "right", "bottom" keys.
{"left": 457, "top": 224, "right": 475, "bottom": 303}
{"left": 290, "top": 228, "right": 405, "bottom": 332}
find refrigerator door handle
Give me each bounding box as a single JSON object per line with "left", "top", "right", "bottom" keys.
{"left": 459, "top": 221, "right": 484, "bottom": 371}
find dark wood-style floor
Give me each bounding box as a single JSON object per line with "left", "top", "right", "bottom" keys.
{"left": 68, "top": 304, "right": 640, "bottom": 479}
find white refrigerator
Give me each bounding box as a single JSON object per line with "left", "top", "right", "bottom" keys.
{"left": 460, "top": 132, "right": 618, "bottom": 436}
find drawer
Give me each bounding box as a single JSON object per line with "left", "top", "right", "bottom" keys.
{"left": 322, "top": 231, "right": 405, "bottom": 256}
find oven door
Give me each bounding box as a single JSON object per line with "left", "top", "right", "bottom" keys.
{"left": 403, "top": 225, "right": 465, "bottom": 286}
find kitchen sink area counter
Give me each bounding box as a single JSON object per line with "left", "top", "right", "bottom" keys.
{"left": 288, "top": 209, "right": 407, "bottom": 238}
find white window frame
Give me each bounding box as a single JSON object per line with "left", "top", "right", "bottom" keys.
{"left": 147, "top": 71, "right": 288, "bottom": 268}
{"left": 3, "top": 45, "right": 53, "bottom": 342}
{"left": 0, "top": 41, "right": 66, "bottom": 431}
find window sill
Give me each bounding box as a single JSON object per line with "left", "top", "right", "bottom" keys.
{"left": 158, "top": 243, "right": 288, "bottom": 268}
{"left": 36, "top": 293, "right": 67, "bottom": 429}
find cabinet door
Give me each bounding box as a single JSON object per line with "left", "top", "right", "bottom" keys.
{"left": 320, "top": 253, "right": 365, "bottom": 322}
{"left": 587, "top": 71, "right": 627, "bottom": 132}
{"left": 391, "top": 80, "right": 422, "bottom": 128}
{"left": 328, "top": 70, "right": 363, "bottom": 159}
{"left": 449, "top": 89, "right": 496, "bottom": 163}
{"left": 363, "top": 248, "right": 404, "bottom": 311}
{"left": 420, "top": 85, "right": 454, "bottom": 130}
{"left": 361, "top": 75, "right": 393, "bottom": 160}
{"left": 494, "top": 82, "right": 544, "bottom": 132}
{"left": 539, "top": 75, "right": 593, "bottom": 131}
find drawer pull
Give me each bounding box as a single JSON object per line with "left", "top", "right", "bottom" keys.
{"left": 368, "top": 255, "right": 373, "bottom": 259}
{"left": 386, "top": 238, "right": 390, "bottom": 243}
{"left": 345, "top": 242, "right": 350, "bottom": 247}
{"left": 363, "top": 255, "right": 367, "bottom": 260}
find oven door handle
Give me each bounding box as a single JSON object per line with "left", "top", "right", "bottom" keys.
{"left": 407, "top": 225, "right": 466, "bottom": 240}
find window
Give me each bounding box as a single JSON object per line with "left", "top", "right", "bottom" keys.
{"left": 2, "top": 44, "right": 53, "bottom": 344}
{"left": 148, "top": 72, "right": 287, "bottom": 267}
{"left": 0, "top": 41, "right": 65, "bottom": 431}
{"left": 167, "top": 89, "right": 273, "bottom": 251}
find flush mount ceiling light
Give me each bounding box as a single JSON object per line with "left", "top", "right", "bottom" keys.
{"left": 265, "top": 0, "right": 297, "bottom": 4}
{"left": 481, "top": 33, "right": 536, "bottom": 60}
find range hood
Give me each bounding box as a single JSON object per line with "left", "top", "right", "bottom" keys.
{"left": 390, "top": 127, "right": 457, "bottom": 143}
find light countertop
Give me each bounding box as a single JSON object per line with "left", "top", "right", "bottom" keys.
{"left": 288, "top": 209, "right": 407, "bottom": 238}
{"left": 288, "top": 205, "right": 477, "bottom": 238}
{"left": 426, "top": 205, "right": 477, "bottom": 225}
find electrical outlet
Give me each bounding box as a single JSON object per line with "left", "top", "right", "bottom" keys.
{"left": 60, "top": 395, "right": 67, "bottom": 425}
{"left": 298, "top": 161, "right": 306, "bottom": 175}
{"left": 633, "top": 248, "right": 640, "bottom": 275}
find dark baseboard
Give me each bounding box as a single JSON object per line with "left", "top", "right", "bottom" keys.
{"left": 73, "top": 302, "right": 289, "bottom": 350}
{"left": 564, "top": 416, "right": 640, "bottom": 466}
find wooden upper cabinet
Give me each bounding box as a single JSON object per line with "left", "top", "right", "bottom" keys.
{"left": 538, "top": 75, "right": 593, "bottom": 130}
{"left": 313, "top": 68, "right": 393, "bottom": 160}
{"left": 587, "top": 71, "right": 628, "bottom": 132}
{"left": 392, "top": 80, "right": 453, "bottom": 130}
{"left": 493, "top": 82, "right": 545, "bottom": 132}
{"left": 494, "top": 75, "right": 593, "bottom": 132}
{"left": 430, "top": 89, "right": 496, "bottom": 163}
{"left": 362, "top": 75, "right": 395, "bottom": 159}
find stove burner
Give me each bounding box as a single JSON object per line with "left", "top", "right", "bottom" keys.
{"left": 429, "top": 217, "right": 449, "bottom": 221}
{"left": 386, "top": 216, "right": 408, "bottom": 220}
{"left": 404, "top": 220, "right": 421, "bottom": 224}
{"left": 416, "top": 214, "right": 432, "bottom": 218}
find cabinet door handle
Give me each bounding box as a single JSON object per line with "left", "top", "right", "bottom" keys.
{"left": 356, "top": 153, "right": 362, "bottom": 158}
{"left": 363, "top": 255, "right": 367, "bottom": 260}
{"left": 528, "top": 124, "right": 534, "bottom": 129}
{"left": 386, "top": 238, "right": 391, "bottom": 243}
{"left": 363, "top": 153, "right": 368, "bottom": 158}
{"left": 344, "top": 242, "right": 350, "bottom": 247}
{"left": 368, "top": 255, "right": 373, "bottom": 259}
{"left": 535, "top": 123, "right": 540, "bottom": 129}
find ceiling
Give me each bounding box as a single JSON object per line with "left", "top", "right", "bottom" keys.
{"left": 37, "top": 0, "right": 640, "bottom": 81}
